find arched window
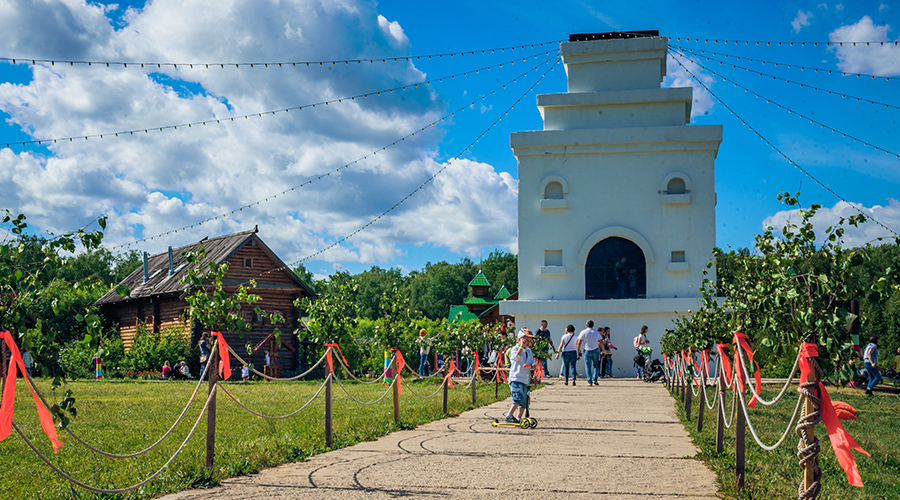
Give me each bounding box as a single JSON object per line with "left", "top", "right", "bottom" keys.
{"left": 585, "top": 237, "right": 646, "bottom": 300}
{"left": 543, "top": 180, "right": 564, "bottom": 199}
{"left": 666, "top": 177, "right": 686, "bottom": 194}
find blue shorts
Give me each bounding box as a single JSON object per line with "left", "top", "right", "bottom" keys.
{"left": 509, "top": 381, "right": 529, "bottom": 407}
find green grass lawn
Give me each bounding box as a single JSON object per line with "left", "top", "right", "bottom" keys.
{"left": 0, "top": 376, "right": 510, "bottom": 500}
{"left": 672, "top": 381, "right": 900, "bottom": 499}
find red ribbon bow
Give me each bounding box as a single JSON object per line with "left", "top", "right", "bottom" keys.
{"left": 715, "top": 343, "right": 732, "bottom": 387}
{"left": 799, "top": 343, "right": 869, "bottom": 487}
{"left": 444, "top": 358, "right": 456, "bottom": 388}
{"left": 210, "top": 331, "right": 231, "bottom": 380}
{"left": 323, "top": 343, "right": 348, "bottom": 374}
{"left": 732, "top": 332, "right": 761, "bottom": 407}
{"left": 473, "top": 352, "right": 480, "bottom": 377}
{"left": 0, "top": 331, "right": 64, "bottom": 453}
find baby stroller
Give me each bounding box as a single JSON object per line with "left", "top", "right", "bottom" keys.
{"left": 644, "top": 359, "right": 665, "bottom": 383}
{"left": 633, "top": 347, "right": 652, "bottom": 379}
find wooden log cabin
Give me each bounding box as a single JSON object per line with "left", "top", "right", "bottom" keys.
{"left": 95, "top": 228, "right": 315, "bottom": 376}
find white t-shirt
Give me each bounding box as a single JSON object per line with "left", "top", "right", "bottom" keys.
{"left": 864, "top": 343, "right": 879, "bottom": 365}
{"left": 508, "top": 345, "right": 534, "bottom": 384}
{"left": 559, "top": 333, "right": 578, "bottom": 352}
{"left": 578, "top": 328, "right": 601, "bottom": 351}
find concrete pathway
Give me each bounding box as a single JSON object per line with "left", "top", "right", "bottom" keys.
{"left": 161, "top": 379, "right": 719, "bottom": 499}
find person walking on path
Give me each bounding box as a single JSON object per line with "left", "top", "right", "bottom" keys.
{"left": 634, "top": 326, "right": 651, "bottom": 379}
{"left": 576, "top": 320, "right": 602, "bottom": 386}
{"left": 864, "top": 336, "right": 882, "bottom": 396}
{"left": 601, "top": 327, "right": 618, "bottom": 378}
{"left": 555, "top": 324, "right": 578, "bottom": 385}
{"left": 535, "top": 320, "right": 555, "bottom": 377}
{"left": 503, "top": 329, "right": 536, "bottom": 423}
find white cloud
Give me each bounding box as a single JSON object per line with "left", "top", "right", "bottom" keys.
{"left": 664, "top": 53, "right": 715, "bottom": 118}
{"left": 762, "top": 199, "right": 900, "bottom": 248}
{"left": 836, "top": 4, "right": 844, "bottom": 11}
{"left": 792, "top": 10, "right": 814, "bottom": 32}
{"left": 829, "top": 16, "right": 900, "bottom": 76}
{"left": 879, "top": 3, "right": 889, "bottom": 11}
{"left": 0, "top": 0, "right": 519, "bottom": 266}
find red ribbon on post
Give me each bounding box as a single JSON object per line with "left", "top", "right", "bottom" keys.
{"left": 473, "top": 352, "right": 480, "bottom": 377}
{"left": 0, "top": 331, "right": 64, "bottom": 453}
{"left": 799, "top": 343, "right": 869, "bottom": 487}
{"left": 210, "top": 331, "right": 231, "bottom": 380}
{"left": 323, "top": 343, "right": 347, "bottom": 374}
{"left": 715, "top": 343, "right": 732, "bottom": 387}
{"left": 444, "top": 359, "right": 456, "bottom": 388}
{"left": 497, "top": 350, "right": 508, "bottom": 383}
{"left": 733, "top": 332, "right": 762, "bottom": 407}
{"left": 701, "top": 350, "right": 710, "bottom": 378}
{"left": 391, "top": 348, "right": 406, "bottom": 395}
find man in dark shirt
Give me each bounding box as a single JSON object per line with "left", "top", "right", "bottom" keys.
{"left": 535, "top": 320, "right": 555, "bottom": 377}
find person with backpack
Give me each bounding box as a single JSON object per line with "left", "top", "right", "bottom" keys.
{"left": 555, "top": 324, "right": 579, "bottom": 385}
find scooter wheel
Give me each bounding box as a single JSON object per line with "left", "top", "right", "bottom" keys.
{"left": 491, "top": 419, "right": 499, "bottom": 427}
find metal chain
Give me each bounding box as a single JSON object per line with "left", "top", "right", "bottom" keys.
{"left": 216, "top": 375, "right": 328, "bottom": 419}
{"left": 333, "top": 371, "right": 397, "bottom": 405}
{"left": 10, "top": 387, "right": 214, "bottom": 494}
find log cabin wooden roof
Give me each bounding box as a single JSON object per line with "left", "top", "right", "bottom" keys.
{"left": 96, "top": 229, "right": 314, "bottom": 305}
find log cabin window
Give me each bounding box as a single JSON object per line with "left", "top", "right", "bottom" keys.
{"left": 244, "top": 258, "right": 253, "bottom": 268}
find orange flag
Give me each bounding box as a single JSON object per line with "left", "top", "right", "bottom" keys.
{"left": 0, "top": 331, "right": 64, "bottom": 453}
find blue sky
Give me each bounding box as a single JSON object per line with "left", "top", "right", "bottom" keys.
{"left": 1, "top": 0, "right": 899, "bottom": 281}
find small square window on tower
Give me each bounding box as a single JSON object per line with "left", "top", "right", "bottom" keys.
{"left": 671, "top": 251, "right": 685, "bottom": 263}
{"left": 544, "top": 249, "right": 563, "bottom": 267}
{"left": 244, "top": 257, "right": 253, "bottom": 268}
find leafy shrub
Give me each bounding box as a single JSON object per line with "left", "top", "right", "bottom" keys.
{"left": 121, "top": 323, "right": 194, "bottom": 373}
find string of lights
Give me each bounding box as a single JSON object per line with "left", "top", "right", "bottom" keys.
{"left": 669, "top": 48, "right": 899, "bottom": 238}
{"left": 107, "top": 52, "right": 560, "bottom": 250}
{"left": 290, "top": 56, "right": 560, "bottom": 266}
{"left": 669, "top": 47, "right": 900, "bottom": 111}
{"left": 672, "top": 37, "right": 899, "bottom": 48}
{"left": 0, "top": 40, "right": 564, "bottom": 69}
{"left": 680, "top": 52, "right": 900, "bottom": 160}
{"left": 668, "top": 45, "right": 895, "bottom": 81}
{"left": 4, "top": 49, "right": 557, "bottom": 149}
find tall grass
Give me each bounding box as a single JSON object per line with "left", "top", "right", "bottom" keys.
{"left": 673, "top": 383, "right": 900, "bottom": 499}
{"left": 0, "top": 376, "right": 509, "bottom": 500}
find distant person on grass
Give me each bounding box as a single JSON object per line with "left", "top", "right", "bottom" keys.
{"left": 864, "top": 336, "right": 882, "bottom": 397}
{"left": 161, "top": 360, "right": 172, "bottom": 379}
{"left": 893, "top": 347, "right": 900, "bottom": 379}
{"left": 417, "top": 328, "right": 431, "bottom": 376}
{"left": 22, "top": 348, "right": 34, "bottom": 378}
{"left": 503, "top": 329, "right": 536, "bottom": 423}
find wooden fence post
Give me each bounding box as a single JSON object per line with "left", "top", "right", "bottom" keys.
{"left": 685, "top": 376, "right": 693, "bottom": 421}
{"left": 471, "top": 368, "right": 477, "bottom": 405}
{"left": 799, "top": 354, "right": 822, "bottom": 499}
{"left": 716, "top": 362, "right": 725, "bottom": 454}
{"left": 392, "top": 370, "right": 400, "bottom": 423}
{"left": 205, "top": 348, "right": 218, "bottom": 470}
{"left": 325, "top": 354, "right": 333, "bottom": 449}
{"left": 442, "top": 376, "right": 449, "bottom": 414}
{"left": 697, "top": 369, "right": 706, "bottom": 433}
{"left": 735, "top": 382, "right": 746, "bottom": 489}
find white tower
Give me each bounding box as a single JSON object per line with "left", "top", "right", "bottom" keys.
{"left": 500, "top": 32, "right": 722, "bottom": 376}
